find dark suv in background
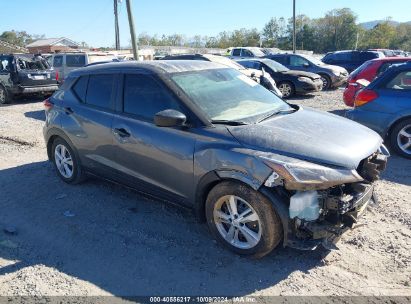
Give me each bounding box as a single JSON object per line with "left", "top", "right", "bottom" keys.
{"left": 0, "top": 53, "right": 58, "bottom": 104}
{"left": 322, "top": 50, "right": 385, "bottom": 73}
{"left": 265, "top": 53, "right": 348, "bottom": 90}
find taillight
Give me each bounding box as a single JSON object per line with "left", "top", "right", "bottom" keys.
{"left": 354, "top": 89, "right": 378, "bottom": 107}
{"left": 55, "top": 71, "right": 59, "bottom": 82}
{"left": 43, "top": 98, "right": 54, "bottom": 110}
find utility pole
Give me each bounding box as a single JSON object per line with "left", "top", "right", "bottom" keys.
{"left": 114, "top": 0, "right": 120, "bottom": 50}
{"left": 293, "top": 0, "right": 296, "bottom": 54}
{"left": 126, "top": 0, "right": 139, "bottom": 60}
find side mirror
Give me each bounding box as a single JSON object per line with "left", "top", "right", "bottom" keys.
{"left": 303, "top": 63, "right": 310, "bottom": 68}
{"left": 154, "top": 109, "right": 187, "bottom": 127}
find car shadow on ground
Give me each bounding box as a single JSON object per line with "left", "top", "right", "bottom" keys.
{"left": 0, "top": 161, "right": 326, "bottom": 297}
{"left": 287, "top": 94, "right": 317, "bottom": 101}
{"left": 24, "top": 110, "right": 45, "bottom": 121}
{"left": 0, "top": 95, "right": 44, "bottom": 107}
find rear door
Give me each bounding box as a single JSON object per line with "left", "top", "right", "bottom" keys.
{"left": 61, "top": 73, "right": 118, "bottom": 176}
{"left": 111, "top": 72, "right": 197, "bottom": 205}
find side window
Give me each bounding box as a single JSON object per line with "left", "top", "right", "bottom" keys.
{"left": 252, "top": 62, "right": 262, "bottom": 70}
{"left": 66, "top": 55, "right": 86, "bottom": 67}
{"left": 72, "top": 76, "right": 88, "bottom": 102}
{"left": 123, "top": 74, "right": 183, "bottom": 121}
{"left": 239, "top": 61, "right": 254, "bottom": 69}
{"left": 242, "top": 50, "right": 253, "bottom": 57}
{"left": 335, "top": 52, "right": 351, "bottom": 62}
{"left": 272, "top": 56, "right": 287, "bottom": 65}
{"left": 85, "top": 74, "right": 114, "bottom": 109}
{"left": 53, "top": 56, "right": 63, "bottom": 67}
{"left": 290, "top": 56, "right": 309, "bottom": 67}
{"left": 232, "top": 49, "right": 241, "bottom": 56}
{"left": 385, "top": 71, "right": 411, "bottom": 90}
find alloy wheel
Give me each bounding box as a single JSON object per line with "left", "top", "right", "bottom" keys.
{"left": 320, "top": 76, "right": 329, "bottom": 90}
{"left": 54, "top": 144, "right": 74, "bottom": 178}
{"left": 278, "top": 83, "right": 292, "bottom": 98}
{"left": 397, "top": 124, "right": 411, "bottom": 155}
{"left": 213, "top": 195, "right": 262, "bottom": 249}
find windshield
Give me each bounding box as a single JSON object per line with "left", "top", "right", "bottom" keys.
{"left": 249, "top": 48, "right": 265, "bottom": 57}
{"left": 205, "top": 55, "right": 245, "bottom": 70}
{"left": 171, "top": 68, "right": 289, "bottom": 122}
{"left": 262, "top": 59, "right": 289, "bottom": 72}
{"left": 300, "top": 54, "right": 324, "bottom": 66}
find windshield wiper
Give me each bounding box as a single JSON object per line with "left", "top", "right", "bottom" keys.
{"left": 211, "top": 120, "right": 249, "bottom": 126}
{"left": 256, "top": 108, "right": 297, "bottom": 123}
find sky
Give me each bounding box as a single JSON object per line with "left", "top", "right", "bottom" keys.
{"left": 1, "top": 0, "right": 409, "bottom": 47}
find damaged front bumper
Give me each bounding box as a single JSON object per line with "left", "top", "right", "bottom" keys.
{"left": 287, "top": 183, "right": 376, "bottom": 250}
{"left": 262, "top": 147, "right": 389, "bottom": 250}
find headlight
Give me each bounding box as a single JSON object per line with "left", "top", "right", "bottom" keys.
{"left": 298, "top": 76, "right": 312, "bottom": 82}
{"left": 262, "top": 157, "right": 363, "bottom": 190}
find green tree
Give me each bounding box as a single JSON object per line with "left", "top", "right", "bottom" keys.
{"left": 262, "top": 18, "right": 280, "bottom": 47}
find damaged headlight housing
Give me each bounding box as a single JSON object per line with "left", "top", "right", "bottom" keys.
{"left": 262, "top": 157, "right": 363, "bottom": 190}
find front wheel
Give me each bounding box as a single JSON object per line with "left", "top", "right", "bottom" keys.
{"left": 205, "top": 181, "right": 283, "bottom": 258}
{"left": 390, "top": 119, "right": 411, "bottom": 159}
{"left": 320, "top": 74, "right": 331, "bottom": 90}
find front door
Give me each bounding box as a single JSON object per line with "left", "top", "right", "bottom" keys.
{"left": 111, "top": 73, "right": 197, "bottom": 205}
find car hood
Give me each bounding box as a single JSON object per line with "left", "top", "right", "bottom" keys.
{"left": 282, "top": 70, "right": 320, "bottom": 79}
{"left": 227, "top": 107, "right": 382, "bottom": 169}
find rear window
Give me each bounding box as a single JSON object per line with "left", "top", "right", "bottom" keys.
{"left": 72, "top": 76, "right": 88, "bottom": 102}
{"left": 350, "top": 61, "right": 374, "bottom": 79}
{"left": 66, "top": 55, "right": 86, "bottom": 67}
{"left": 85, "top": 74, "right": 114, "bottom": 109}
{"left": 0, "top": 56, "right": 13, "bottom": 71}
{"left": 53, "top": 56, "right": 63, "bottom": 67}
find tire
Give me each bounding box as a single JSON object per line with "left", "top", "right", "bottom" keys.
{"left": 0, "top": 85, "right": 11, "bottom": 104}
{"left": 389, "top": 119, "right": 411, "bottom": 159}
{"left": 277, "top": 82, "right": 295, "bottom": 98}
{"left": 51, "top": 137, "right": 85, "bottom": 184}
{"left": 205, "top": 181, "right": 283, "bottom": 258}
{"left": 319, "top": 74, "right": 331, "bottom": 90}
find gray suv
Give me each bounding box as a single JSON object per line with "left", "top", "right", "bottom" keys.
{"left": 266, "top": 53, "right": 348, "bottom": 90}
{"left": 43, "top": 61, "right": 388, "bottom": 258}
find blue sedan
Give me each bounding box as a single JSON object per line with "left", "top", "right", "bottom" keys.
{"left": 347, "top": 62, "right": 411, "bottom": 158}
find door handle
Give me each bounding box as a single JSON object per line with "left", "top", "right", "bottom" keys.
{"left": 113, "top": 128, "right": 130, "bottom": 138}
{"left": 64, "top": 107, "right": 73, "bottom": 114}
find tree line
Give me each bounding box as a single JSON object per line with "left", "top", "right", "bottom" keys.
{"left": 1, "top": 8, "right": 410, "bottom": 53}
{"left": 136, "top": 8, "right": 410, "bottom": 53}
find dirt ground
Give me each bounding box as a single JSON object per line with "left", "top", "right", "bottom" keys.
{"left": 0, "top": 90, "right": 410, "bottom": 298}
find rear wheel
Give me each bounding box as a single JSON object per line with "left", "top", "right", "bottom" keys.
{"left": 278, "top": 82, "right": 295, "bottom": 98}
{"left": 390, "top": 119, "right": 411, "bottom": 159}
{"left": 52, "top": 138, "right": 85, "bottom": 183}
{"left": 205, "top": 181, "right": 283, "bottom": 258}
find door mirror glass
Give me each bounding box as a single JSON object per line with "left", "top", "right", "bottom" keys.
{"left": 154, "top": 109, "right": 187, "bottom": 127}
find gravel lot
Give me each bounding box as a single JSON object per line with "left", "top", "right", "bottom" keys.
{"left": 0, "top": 90, "right": 410, "bottom": 298}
